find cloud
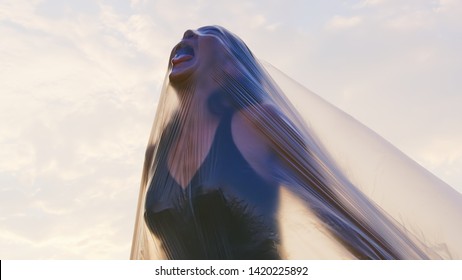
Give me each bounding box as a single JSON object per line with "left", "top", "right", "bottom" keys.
{"left": 282, "top": 0, "right": 462, "bottom": 191}
{"left": 0, "top": 0, "right": 158, "bottom": 259}
{"left": 0, "top": 0, "right": 322, "bottom": 259}
{"left": 326, "top": 15, "right": 362, "bottom": 30}
{"left": 1, "top": 0, "right": 461, "bottom": 260}
{"left": 358, "top": 0, "right": 384, "bottom": 6}
{"left": 436, "top": 0, "right": 462, "bottom": 13}
{"left": 384, "top": 10, "right": 433, "bottom": 31}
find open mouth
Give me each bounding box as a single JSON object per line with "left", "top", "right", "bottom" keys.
{"left": 171, "top": 44, "right": 194, "bottom": 66}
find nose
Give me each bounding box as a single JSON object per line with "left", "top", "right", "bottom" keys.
{"left": 183, "top": 29, "right": 197, "bottom": 39}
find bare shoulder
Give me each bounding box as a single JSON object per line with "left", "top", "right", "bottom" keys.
{"left": 231, "top": 106, "right": 276, "bottom": 181}
{"left": 231, "top": 104, "right": 283, "bottom": 150}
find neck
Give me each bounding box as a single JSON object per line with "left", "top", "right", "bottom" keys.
{"left": 168, "top": 88, "right": 221, "bottom": 189}
{"left": 175, "top": 75, "right": 224, "bottom": 118}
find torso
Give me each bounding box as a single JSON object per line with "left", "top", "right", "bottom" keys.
{"left": 167, "top": 112, "right": 219, "bottom": 189}
{"left": 144, "top": 109, "right": 280, "bottom": 259}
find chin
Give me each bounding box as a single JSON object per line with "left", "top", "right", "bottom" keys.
{"left": 169, "top": 69, "right": 191, "bottom": 85}
{"left": 169, "top": 59, "right": 198, "bottom": 83}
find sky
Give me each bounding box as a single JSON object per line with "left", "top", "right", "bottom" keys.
{"left": 0, "top": 0, "right": 461, "bottom": 259}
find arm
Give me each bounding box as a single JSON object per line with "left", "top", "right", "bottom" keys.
{"left": 235, "top": 104, "right": 402, "bottom": 259}
{"left": 234, "top": 104, "right": 333, "bottom": 200}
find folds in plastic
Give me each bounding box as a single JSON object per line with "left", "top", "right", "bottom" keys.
{"left": 130, "top": 26, "right": 462, "bottom": 260}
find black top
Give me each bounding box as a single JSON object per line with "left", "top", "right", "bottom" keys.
{"left": 144, "top": 110, "right": 280, "bottom": 259}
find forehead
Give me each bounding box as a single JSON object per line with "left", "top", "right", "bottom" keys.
{"left": 197, "top": 26, "right": 226, "bottom": 37}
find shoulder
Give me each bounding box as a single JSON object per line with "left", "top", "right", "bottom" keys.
{"left": 231, "top": 107, "right": 271, "bottom": 148}
{"left": 231, "top": 105, "right": 277, "bottom": 181}
{"left": 230, "top": 103, "right": 283, "bottom": 149}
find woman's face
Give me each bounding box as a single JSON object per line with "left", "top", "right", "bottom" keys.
{"left": 169, "top": 27, "right": 230, "bottom": 85}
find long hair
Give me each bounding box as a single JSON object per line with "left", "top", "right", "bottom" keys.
{"left": 190, "top": 26, "right": 433, "bottom": 259}
{"left": 131, "top": 25, "right": 459, "bottom": 259}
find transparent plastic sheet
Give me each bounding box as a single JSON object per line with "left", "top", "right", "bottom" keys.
{"left": 130, "top": 26, "right": 462, "bottom": 260}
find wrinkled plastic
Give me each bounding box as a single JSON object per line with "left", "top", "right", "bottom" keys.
{"left": 131, "top": 26, "right": 462, "bottom": 260}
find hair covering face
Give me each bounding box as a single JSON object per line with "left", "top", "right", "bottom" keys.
{"left": 131, "top": 26, "right": 462, "bottom": 260}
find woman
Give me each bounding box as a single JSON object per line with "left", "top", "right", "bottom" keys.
{"left": 142, "top": 26, "right": 283, "bottom": 259}
{"left": 131, "top": 26, "right": 462, "bottom": 260}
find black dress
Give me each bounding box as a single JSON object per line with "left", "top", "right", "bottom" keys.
{"left": 144, "top": 109, "right": 280, "bottom": 259}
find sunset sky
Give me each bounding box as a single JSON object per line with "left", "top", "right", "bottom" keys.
{"left": 1, "top": 0, "right": 461, "bottom": 259}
